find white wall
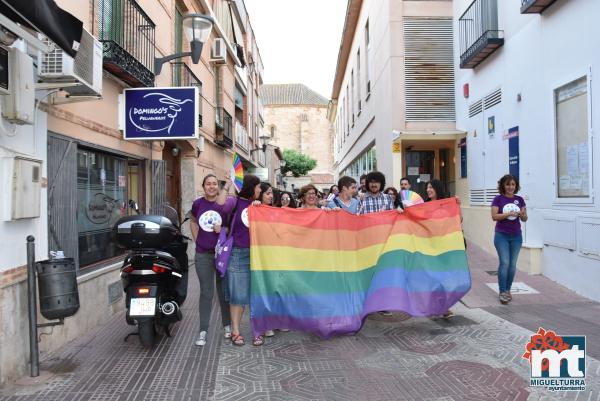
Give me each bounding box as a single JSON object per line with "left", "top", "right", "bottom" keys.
{"left": 454, "top": 0, "right": 600, "bottom": 300}
{"left": 0, "top": 54, "right": 49, "bottom": 272}
{"left": 335, "top": 0, "right": 393, "bottom": 177}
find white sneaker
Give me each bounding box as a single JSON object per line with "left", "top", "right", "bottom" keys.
{"left": 223, "top": 325, "right": 232, "bottom": 339}
{"left": 195, "top": 331, "right": 207, "bottom": 346}
{"left": 265, "top": 330, "right": 275, "bottom": 337}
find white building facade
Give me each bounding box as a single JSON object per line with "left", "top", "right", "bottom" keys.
{"left": 330, "top": 0, "right": 462, "bottom": 199}
{"left": 454, "top": 0, "right": 600, "bottom": 301}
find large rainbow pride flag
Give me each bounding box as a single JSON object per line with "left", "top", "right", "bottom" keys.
{"left": 249, "top": 198, "right": 470, "bottom": 339}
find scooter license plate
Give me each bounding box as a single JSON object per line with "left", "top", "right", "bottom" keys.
{"left": 130, "top": 298, "right": 156, "bottom": 316}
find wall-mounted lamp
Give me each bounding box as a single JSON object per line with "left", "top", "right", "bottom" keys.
{"left": 171, "top": 146, "right": 180, "bottom": 157}
{"left": 154, "top": 13, "right": 214, "bottom": 75}
{"left": 250, "top": 133, "right": 271, "bottom": 155}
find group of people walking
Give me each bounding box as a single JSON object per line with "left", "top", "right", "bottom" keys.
{"left": 188, "top": 169, "right": 527, "bottom": 346}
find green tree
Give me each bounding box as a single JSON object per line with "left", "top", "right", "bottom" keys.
{"left": 281, "top": 149, "right": 317, "bottom": 177}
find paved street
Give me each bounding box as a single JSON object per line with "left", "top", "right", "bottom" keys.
{"left": 1, "top": 243, "right": 599, "bottom": 401}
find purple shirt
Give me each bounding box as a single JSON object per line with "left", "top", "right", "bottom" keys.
{"left": 191, "top": 196, "right": 236, "bottom": 253}
{"left": 230, "top": 197, "right": 252, "bottom": 248}
{"left": 491, "top": 194, "right": 526, "bottom": 235}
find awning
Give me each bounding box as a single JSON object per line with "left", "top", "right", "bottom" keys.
{"left": 0, "top": 0, "right": 83, "bottom": 57}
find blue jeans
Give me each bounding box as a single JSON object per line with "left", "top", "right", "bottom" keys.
{"left": 494, "top": 232, "right": 523, "bottom": 294}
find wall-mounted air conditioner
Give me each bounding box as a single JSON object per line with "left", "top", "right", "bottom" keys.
{"left": 37, "top": 28, "right": 102, "bottom": 98}
{"left": 1, "top": 47, "right": 34, "bottom": 124}
{"left": 211, "top": 38, "right": 227, "bottom": 64}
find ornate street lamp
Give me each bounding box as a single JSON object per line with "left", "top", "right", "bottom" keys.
{"left": 154, "top": 13, "right": 214, "bottom": 75}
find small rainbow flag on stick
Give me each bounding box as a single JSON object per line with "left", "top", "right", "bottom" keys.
{"left": 231, "top": 152, "right": 244, "bottom": 193}
{"left": 249, "top": 198, "right": 470, "bottom": 339}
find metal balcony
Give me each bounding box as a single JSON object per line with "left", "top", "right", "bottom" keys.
{"left": 215, "top": 107, "right": 233, "bottom": 148}
{"left": 99, "top": 0, "right": 155, "bottom": 87}
{"left": 459, "top": 0, "right": 504, "bottom": 69}
{"left": 235, "top": 119, "right": 249, "bottom": 152}
{"left": 521, "top": 0, "right": 558, "bottom": 14}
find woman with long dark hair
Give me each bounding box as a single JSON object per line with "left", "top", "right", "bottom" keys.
{"left": 259, "top": 182, "right": 274, "bottom": 206}
{"left": 189, "top": 174, "right": 234, "bottom": 346}
{"left": 216, "top": 174, "right": 262, "bottom": 346}
{"left": 384, "top": 187, "right": 401, "bottom": 209}
{"left": 425, "top": 179, "right": 448, "bottom": 201}
{"left": 277, "top": 192, "right": 296, "bottom": 208}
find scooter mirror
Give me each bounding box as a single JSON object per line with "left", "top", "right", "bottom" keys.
{"left": 128, "top": 200, "right": 139, "bottom": 213}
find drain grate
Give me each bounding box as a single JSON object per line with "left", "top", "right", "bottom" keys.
{"left": 485, "top": 270, "right": 498, "bottom": 276}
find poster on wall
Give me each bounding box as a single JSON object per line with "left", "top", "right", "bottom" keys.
{"left": 507, "top": 126, "right": 519, "bottom": 178}
{"left": 488, "top": 116, "right": 495, "bottom": 136}
{"left": 123, "top": 87, "right": 199, "bottom": 140}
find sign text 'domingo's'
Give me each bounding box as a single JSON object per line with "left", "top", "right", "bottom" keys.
{"left": 123, "top": 87, "right": 199, "bottom": 140}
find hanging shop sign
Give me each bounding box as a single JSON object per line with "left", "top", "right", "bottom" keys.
{"left": 123, "top": 87, "right": 199, "bottom": 140}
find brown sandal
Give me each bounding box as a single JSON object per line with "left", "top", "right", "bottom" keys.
{"left": 231, "top": 333, "right": 245, "bottom": 346}
{"left": 252, "top": 335, "right": 264, "bottom": 346}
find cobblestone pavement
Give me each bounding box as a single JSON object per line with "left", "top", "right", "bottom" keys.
{"left": 1, "top": 243, "right": 599, "bottom": 401}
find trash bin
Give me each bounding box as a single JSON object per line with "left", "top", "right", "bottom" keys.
{"left": 36, "top": 258, "right": 80, "bottom": 320}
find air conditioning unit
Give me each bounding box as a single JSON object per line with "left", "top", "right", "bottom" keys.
{"left": 211, "top": 38, "right": 227, "bottom": 63}
{"left": 37, "top": 28, "right": 102, "bottom": 98}
{"left": 1, "top": 47, "right": 34, "bottom": 124}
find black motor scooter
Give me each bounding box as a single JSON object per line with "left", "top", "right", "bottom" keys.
{"left": 114, "top": 203, "right": 189, "bottom": 347}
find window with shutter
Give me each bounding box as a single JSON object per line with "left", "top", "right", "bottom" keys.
{"left": 404, "top": 18, "right": 455, "bottom": 122}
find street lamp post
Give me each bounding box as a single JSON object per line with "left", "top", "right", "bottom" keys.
{"left": 154, "top": 13, "right": 214, "bottom": 75}
{"left": 274, "top": 159, "right": 287, "bottom": 188}
{"left": 249, "top": 133, "right": 272, "bottom": 155}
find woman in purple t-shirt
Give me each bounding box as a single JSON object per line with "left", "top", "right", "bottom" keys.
{"left": 190, "top": 175, "right": 236, "bottom": 346}
{"left": 491, "top": 174, "right": 528, "bottom": 305}
{"left": 216, "top": 173, "right": 262, "bottom": 346}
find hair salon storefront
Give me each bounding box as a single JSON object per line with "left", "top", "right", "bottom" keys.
{"left": 48, "top": 133, "right": 150, "bottom": 269}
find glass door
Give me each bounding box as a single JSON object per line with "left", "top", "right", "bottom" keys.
{"left": 405, "top": 150, "right": 435, "bottom": 199}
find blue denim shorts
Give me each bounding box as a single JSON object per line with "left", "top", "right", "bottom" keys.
{"left": 224, "top": 247, "right": 250, "bottom": 306}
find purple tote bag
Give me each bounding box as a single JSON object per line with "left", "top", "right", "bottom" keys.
{"left": 214, "top": 198, "right": 239, "bottom": 277}
{"left": 215, "top": 229, "right": 233, "bottom": 278}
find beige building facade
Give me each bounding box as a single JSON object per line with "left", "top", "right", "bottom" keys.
{"left": 260, "top": 84, "right": 334, "bottom": 193}
{"left": 329, "top": 0, "right": 465, "bottom": 200}
{"left": 0, "top": 0, "right": 271, "bottom": 384}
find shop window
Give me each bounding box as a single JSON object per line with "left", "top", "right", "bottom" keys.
{"left": 77, "top": 149, "right": 128, "bottom": 267}
{"left": 555, "top": 76, "right": 591, "bottom": 199}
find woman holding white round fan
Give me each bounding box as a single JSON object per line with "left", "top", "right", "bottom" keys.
{"left": 190, "top": 175, "right": 235, "bottom": 347}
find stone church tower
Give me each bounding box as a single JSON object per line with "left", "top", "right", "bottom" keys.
{"left": 260, "top": 84, "right": 335, "bottom": 193}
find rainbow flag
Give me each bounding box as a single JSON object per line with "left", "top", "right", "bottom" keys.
{"left": 249, "top": 198, "right": 470, "bottom": 339}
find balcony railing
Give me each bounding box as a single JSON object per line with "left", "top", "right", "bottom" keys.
{"left": 215, "top": 107, "right": 233, "bottom": 148}
{"left": 459, "top": 0, "right": 504, "bottom": 69}
{"left": 520, "top": 0, "right": 558, "bottom": 14}
{"left": 172, "top": 62, "right": 203, "bottom": 127}
{"left": 235, "top": 119, "right": 249, "bottom": 152}
{"left": 99, "top": 0, "right": 155, "bottom": 87}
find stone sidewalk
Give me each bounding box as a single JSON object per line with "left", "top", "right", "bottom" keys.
{"left": 1, "top": 243, "right": 599, "bottom": 401}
